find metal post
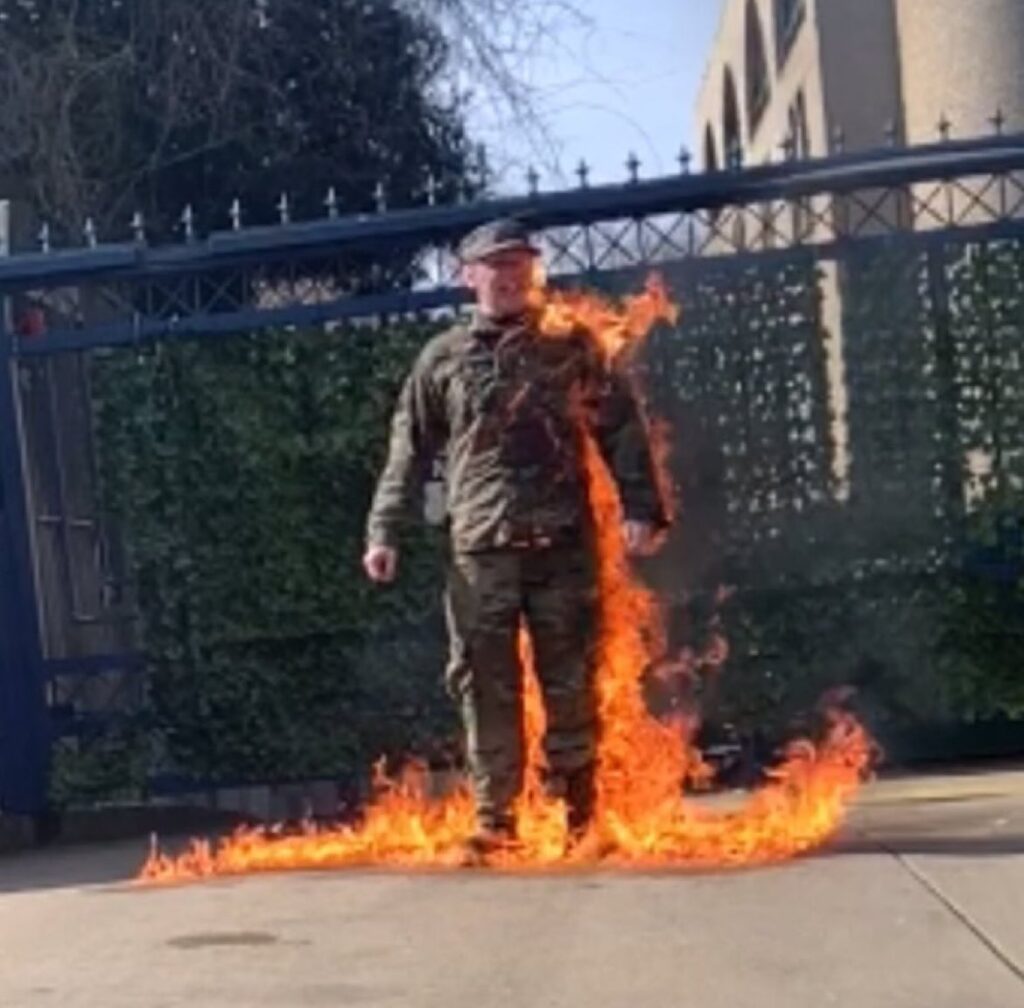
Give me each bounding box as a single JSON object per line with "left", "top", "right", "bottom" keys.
{"left": 924, "top": 244, "right": 965, "bottom": 529}
{"left": 0, "top": 274, "right": 50, "bottom": 817}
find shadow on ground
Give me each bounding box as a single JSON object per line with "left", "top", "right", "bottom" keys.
{"left": 0, "top": 837, "right": 186, "bottom": 895}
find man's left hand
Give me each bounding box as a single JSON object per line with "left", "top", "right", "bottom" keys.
{"left": 623, "top": 520, "right": 658, "bottom": 557}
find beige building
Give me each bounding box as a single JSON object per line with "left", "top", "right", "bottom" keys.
{"left": 692, "top": 0, "right": 1024, "bottom": 503}
{"left": 695, "top": 0, "right": 1024, "bottom": 170}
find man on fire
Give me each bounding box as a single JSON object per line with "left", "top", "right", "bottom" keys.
{"left": 363, "top": 218, "right": 668, "bottom": 856}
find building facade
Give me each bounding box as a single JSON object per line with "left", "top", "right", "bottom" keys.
{"left": 695, "top": 0, "right": 1024, "bottom": 169}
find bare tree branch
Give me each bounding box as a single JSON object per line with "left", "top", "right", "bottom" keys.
{"left": 402, "top": 0, "right": 591, "bottom": 174}
{"left": 0, "top": 0, "right": 587, "bottom": 239}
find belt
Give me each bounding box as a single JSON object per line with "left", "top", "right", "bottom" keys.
{"left": 506, "top": 533, "right": 553, "bottom": 550}
{"left": 498, "top": 522, "right": 580, "bottom": 551}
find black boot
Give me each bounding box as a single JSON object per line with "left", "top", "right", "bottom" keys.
{"left": 461, "top": 811, "right": 517, "bottom": 865}
{"left": 564, "top": 765, "right": 596, "bottom": 838}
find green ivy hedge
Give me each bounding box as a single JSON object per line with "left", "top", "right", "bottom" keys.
{"left": 77, "top": 242, "right": 1024, "bottom": 802}
{"left": 91, "top": 319, "right": 457, "bottom": 790}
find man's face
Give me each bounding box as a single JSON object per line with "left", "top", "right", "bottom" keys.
{"left": 462, "top": 249, "right": 536, "bottom": 320}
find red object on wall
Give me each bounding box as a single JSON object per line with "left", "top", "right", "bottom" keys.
{"left": 15, "top": 304, "right": 46, "bottom": 337}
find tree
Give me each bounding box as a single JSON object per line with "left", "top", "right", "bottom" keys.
{"left": 0, "top": 0, "right": 539, "bottom": 242}
{"left": 0, "top": 0, "right": 587, "bottom": 800}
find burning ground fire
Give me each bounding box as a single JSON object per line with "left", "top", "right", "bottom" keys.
{"left": 139, "top": 274, "right": 873, "bottom": 884}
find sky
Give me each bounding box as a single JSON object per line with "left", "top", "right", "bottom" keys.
{"left": 471, "top": 0, "right": 723, "bottom": 194}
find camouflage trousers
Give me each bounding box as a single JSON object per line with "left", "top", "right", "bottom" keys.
{"left": 444, "top": 543, "right": 599, "bottom": 830}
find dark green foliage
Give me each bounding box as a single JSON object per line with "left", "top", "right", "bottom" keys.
{"left": 644, "top": 245, "right": 1024, "bottom": 750}
{"left": 91, "top": 320, "right": 457, "bottom": 787}
{"left": 0, "top": 0, "right": 475, "bottom": 237}
{"left": 80, "top": 237, "right": 1024, "bottom": 800}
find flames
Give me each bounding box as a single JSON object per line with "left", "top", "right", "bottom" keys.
{"left": 139, "top": 274, "right": 873, "bottom": 884}
{"left": 529, "top": 270, "right": 680, "bottom": 365}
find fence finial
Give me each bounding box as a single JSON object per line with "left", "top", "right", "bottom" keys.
{"left": 526, "top": 166, "right": 540, "bottom": 196}
{"left": 131, "top": 210, "right": 146, "bottom": 244}
{"left": 474, "top": 142, "right": 490, "bottom": 191}
{"left": 626, "top": 152, "right": 640, "bottom": 183}
{"left": 277, "top": 192, "right": 291, "bottom": 225}
{"left": 780, "top": 134, "right": 796, "bottom": 161}
{"left": 230, "top": 198, "right": 242, "bottom": 231}
{"left": 325, "top": 187, "right": 339, "bottom": 219}
{"left": 991, "top": 108, "right": 1006, "bottom": 135}
{"left": 884, "top": 119, "right": 898, "bottom": 146}
{"left": 425, "top": 173, "right": 438, "bottom": 206}
{"left": 832, "top": 125, "right": 846, "bottom": 154}
{"left": 576, "top": 159, "right": 590, "bottom": 189}
{"left": 374, "top": 180, "right": 387, "bottom": 212}
{"left": 83, "top": 218, "right": 97, "bottom": 248}
{"left": 38, "top": 222, "right": 51, "bottom": 253}
{"left": 937, "top": 114, "right": 951, "bottom": 142}
{"left": 182, "top": 204, "right": 195, "bottom": 241}
{"left": 677, "top": 146, "right": 691, "bottom": 174}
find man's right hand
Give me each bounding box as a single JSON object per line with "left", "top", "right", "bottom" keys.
{"left": 363, "top": 544, "right": 398, "bottom": 583}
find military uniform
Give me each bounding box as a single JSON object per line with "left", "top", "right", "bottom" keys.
{"left": 366, "top": 220, "right": 667, "bottom": 835}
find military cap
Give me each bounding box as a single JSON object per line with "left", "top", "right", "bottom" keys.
{"left": 457, "top": 217, "right": 540, "bottom": 263}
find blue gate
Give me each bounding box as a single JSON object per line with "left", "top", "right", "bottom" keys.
{"left": 3, "top": 129, "right": 1024, "bottom": 816}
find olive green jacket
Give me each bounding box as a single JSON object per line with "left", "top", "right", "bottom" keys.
{"left": 366, "top": 312, "right": 668, "bottom": 552}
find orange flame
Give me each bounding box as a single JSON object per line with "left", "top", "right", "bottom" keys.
{"left": 138, "top": 274, "right": 872, "bottom": 884}
{"left": 530, "top": 271, "right": 680, "bottom": 365}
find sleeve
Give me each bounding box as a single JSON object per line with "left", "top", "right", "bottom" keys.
{"left": 365, "top": 345, "right": 447, "bottom": 548}
{"left": 589, "top": 345, "right": 671, "bottom": 529}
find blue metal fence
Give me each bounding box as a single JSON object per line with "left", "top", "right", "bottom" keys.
{"left": 3, "top": 129, "right": 1024, "bottom": 815}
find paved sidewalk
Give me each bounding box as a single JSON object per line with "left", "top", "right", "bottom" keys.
{"left": 1, "top": 767, "right": 1022, "bottom": 1008}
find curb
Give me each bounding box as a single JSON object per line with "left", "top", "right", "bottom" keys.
{"left": 0, "top": 806, "right": 250, "bottom": 855}
{"left": 4, "top": 766, "right": 1022, "bottom": 855}
{"left": 0, "top": 815, "right": 35, "bottom": 853}
{"left": 860, "top": 765, "right": 1024, "bottom": 806}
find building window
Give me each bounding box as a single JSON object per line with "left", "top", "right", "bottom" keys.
{"left": 785, "top": 110, "right": 796, "bottom": 160}
{"left": 775, "top": 0, "right": 805, "bottom": 66}
{"left": 704, "top": 125, "right": 719, "bottom": 173}
{"left": 786, "top": 89, "right": 812, "bottom": 240}
{"left": 785, "top": 89, "right": 810, "bottom": 159}
{"left": 793, "top": 89, "right": 809, "bottom": 157}
{"left": 745, "top": 0, "right": 771, "bottom": 137}
{"left": 723, "top": 68, "right": 742, "bottom": 168}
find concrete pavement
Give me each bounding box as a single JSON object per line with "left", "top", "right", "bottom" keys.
{"left": 1, "top": 768, "right": 1023, "bottom": 1008}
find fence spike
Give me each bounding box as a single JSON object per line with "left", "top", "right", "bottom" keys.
{"left": 991, "top": 108, "right": 1006, "bottom": 135}
{"left": 937, "top": 114, "right": 951, "bottom": 141}
{"left": 677, "top": 147, "right": 692, "bottom": 174}
{"left": 832, "top": 125, "right": 846, "bottom": 154}
{"left": 576, "top": 159, "right": 590, "bottom": 189}
{"left": 181, "top": 204, "right": 195, "bottom": 241}
{"left": 626, "top": 152, "right": 640, "bottom": 183}
{"left": 38, "top": 222, "right": 51, "bottom": 253}
{"left": 83, "top": 217, "right": 97, "bottom": 248}
{"left": 325, "top": 187, "right": 339, "bottom": 219}
{"left": 277, "top": 192, "right": 291, "bottom": 225}
{"left": 131, "top": 210, "right": 146, "bottom": 243}
{"left": 374, "top": 180, "right": 387, "bottom": 212}
{"left": 425, "top": 173, "right": 438, "bottom": 206}
{"left": 526, "top": 166, "right": 540, "bottom": 196}
{"left": 474, "top": 143, "right": 490, "bottom": 190}
{"left": 230, "top": 198, "right": 242, "bottom": 231}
